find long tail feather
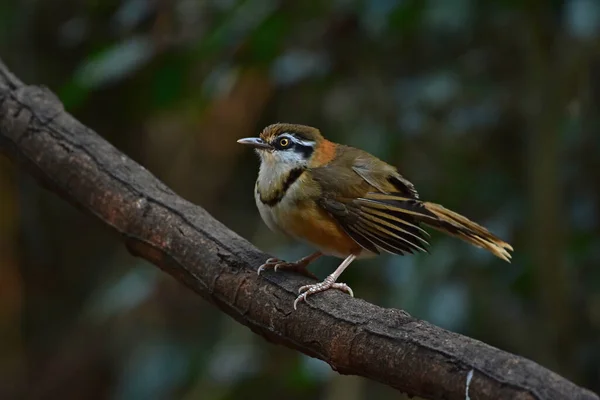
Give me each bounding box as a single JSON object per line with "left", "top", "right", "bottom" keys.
{"left": 421, "top": 202, "right": 513, "bottom": 262}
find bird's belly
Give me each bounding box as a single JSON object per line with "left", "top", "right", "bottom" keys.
{"left": 256, "top": 194, "right": 362, "bottom": 258}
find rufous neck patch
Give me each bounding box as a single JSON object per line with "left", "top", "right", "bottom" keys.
{"left": 309, "top": 139, "right": 336, "bottom": 167}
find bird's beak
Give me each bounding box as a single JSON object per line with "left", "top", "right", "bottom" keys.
{"left": 237, "top": 137, "right": 272, "bottom": 150}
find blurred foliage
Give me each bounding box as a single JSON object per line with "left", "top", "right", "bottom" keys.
{"left": 1, "top": 0, "right": 600, "bottom": 399}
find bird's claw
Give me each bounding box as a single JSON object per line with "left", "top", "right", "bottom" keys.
{"left": 257, "top": 257, "right": 316, "bottom": 279}
{"left": 257, "top": 258, "right": 283, "bottom": 275}
{"left": 293, "top": 278, "right": 354, "bottom": 310}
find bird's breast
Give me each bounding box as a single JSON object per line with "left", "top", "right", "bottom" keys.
{"left": 255, "top": 182, "right": 362, "bottom": 258}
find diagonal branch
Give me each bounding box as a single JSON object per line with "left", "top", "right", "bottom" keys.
{"left": 0, "top": 58, "right": 596, "bottom": 400}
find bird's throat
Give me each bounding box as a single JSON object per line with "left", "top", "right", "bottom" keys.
{"left": 257, "top": 167, "right": 305, "bottom": 207}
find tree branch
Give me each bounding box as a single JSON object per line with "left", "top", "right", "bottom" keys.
{"left": 0, "top": 58, "right": 596, "bottom": 400}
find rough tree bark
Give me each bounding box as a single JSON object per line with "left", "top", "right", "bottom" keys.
{"left": 0, "top": 58, "right": 596, "bottom": 400}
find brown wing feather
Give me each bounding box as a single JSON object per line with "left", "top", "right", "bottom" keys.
{"left": 351, "top": 150, "right": 419, "bottom": 198}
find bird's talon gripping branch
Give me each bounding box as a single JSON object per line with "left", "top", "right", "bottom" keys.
{"left": 257, "top": 257, "right": 284, "bottom": 275}
{"left": 257, "top": 252, "right": 321, "bottom": 279}
{"left": 294, "top": 279, "right": 354, "bottom": 309}
{"left": 293, "top": 293, "right": 308, "bottom": 310}
{"left": 340, "top": 283, "right": 354, "bottom": 297}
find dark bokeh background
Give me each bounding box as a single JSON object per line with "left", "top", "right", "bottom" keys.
{"left": 1, "top": 1, "right": 600, "bottom": 399}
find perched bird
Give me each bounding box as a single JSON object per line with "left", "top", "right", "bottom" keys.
{"left": 238, "top": 123, "right": 513, "bottom": 309}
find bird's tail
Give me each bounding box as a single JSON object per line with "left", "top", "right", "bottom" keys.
{"left": 421, "top": 202, "right": 513, "bottom": 262}
{"left": 355, "top": 193, "right": 513, "bottom": 261}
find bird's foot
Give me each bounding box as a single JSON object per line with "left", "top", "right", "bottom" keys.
{"left": 257, "top": 257, "right": 316, "bottom": 279}
{"left": 293, "top": 275, "right": 354, "bottom": 310}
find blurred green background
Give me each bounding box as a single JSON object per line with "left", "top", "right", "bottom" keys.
{"left": 1, "top": 0, "right": 600, "bottom": 399}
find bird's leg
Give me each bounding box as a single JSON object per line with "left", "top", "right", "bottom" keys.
{"left": 294, "top": 254, "right": 356, "bottom": 309}
{"left": 257, "top": 251, "right": 322, "bottom": 278}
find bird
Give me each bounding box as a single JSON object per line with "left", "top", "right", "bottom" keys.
{"left": 238, "top": 123, "right": 513, "bottom": 309}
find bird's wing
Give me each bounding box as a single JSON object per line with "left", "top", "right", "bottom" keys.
{"left": 351, "top": 155, "right": 419, "bottom": 198}
{"left": 310, "top": 145, "right": 432, "bottom": 255}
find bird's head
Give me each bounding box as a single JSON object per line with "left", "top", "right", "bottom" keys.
{"left": 237, "top": 123, "right": 326, "bottom": 169}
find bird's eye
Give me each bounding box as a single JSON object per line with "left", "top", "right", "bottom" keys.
{"left": 279, "top": 138, "right": 290, "bottom": 147}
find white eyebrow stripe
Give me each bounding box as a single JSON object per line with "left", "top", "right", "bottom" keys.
{"left": 280, "top": 133, "right": 315, "bottom": 147}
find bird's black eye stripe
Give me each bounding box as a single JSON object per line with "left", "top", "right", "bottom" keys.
{"left": 294, "top": 143, "right": 314, "bottom": 159}
{"left": 271, "top": 134, "right": 315, "bottom": 158}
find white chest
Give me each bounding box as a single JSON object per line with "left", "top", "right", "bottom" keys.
{"left": 254, "top": 177, "right": 304, "bottom": 235}
{"left": 255, "top": 187, "right": 282, "bottom": 233}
